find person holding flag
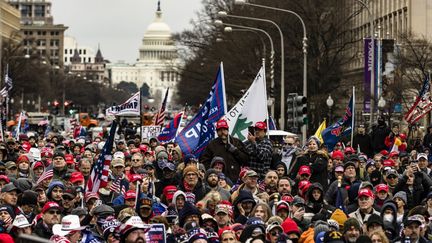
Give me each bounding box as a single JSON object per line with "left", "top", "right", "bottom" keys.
{"left": 200, "top": 119, "right": 249, "bottom": 182}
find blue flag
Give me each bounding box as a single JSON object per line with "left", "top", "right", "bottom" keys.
{"left": 322, "top": 96, "right": 353, "bottom": 151}
{"left": 335, "top": 187, "right": 346, "bottom": 213}
{"left": 268, "top": 116, "right": 277, "bottom": 130}
{"left": 175, "top": 63, "right": 227, "bottom": 157}
{"left": 158, "top": 112, "right": 183, "bottom": 142}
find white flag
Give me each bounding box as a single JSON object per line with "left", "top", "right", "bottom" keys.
{"left": 225, "top": 67, "right": 268, "bottom": 141}
{"left": 106, "top": 92, "right": 140, "bottom": 116}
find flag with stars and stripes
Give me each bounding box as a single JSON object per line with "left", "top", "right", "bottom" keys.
{"left": 110, "top": 177, "right": 126, "bottom": 195}
{"left": 36, "top": 167, "right": 53, "bottom": 185}
{"left": 86, "top": 120, "right": 117, "bottom": 193}
{"left": 154, "top": 88, "right": 169, "bottom": 126}
{"left": 0, "top": 71, "right": 12, "bottom": 98}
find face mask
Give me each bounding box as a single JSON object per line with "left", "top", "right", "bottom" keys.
{"left": 383, "top": 214, "right": 394, "bottom": 222}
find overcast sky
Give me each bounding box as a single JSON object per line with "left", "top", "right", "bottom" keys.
{"left": 51, "top": 0, "right": 203, "bottom": 63}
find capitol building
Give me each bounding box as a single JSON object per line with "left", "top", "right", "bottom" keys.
{"left": 108, "top": 2, "right": 180, "bottom": 103}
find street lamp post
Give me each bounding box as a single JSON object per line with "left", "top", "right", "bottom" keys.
{"left": 234, "top": 0, "right": 308, "bottom": 143}
{"left": 326, "top": 95, "right": 334, "bottom": 124}
{"left": 378, "top": 96, "right": 386, "bottom": 115}
{"left": 221, "top": 23, "right": 276, "bottom": 117}
{"left": 217, "top": 11, "right": 285, "bottom": 128}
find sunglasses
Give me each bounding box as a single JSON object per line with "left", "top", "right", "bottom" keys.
{"left": 270, "top": 230, "right": 281, "bottom": 236}
{"left": 387, "top": 175, "right": 397, "bottom": 179}
{"left": 48, "top": 210, "right": 60, "bottom": 215}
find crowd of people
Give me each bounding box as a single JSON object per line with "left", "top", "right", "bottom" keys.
{"left": 0, "top": 116, "right": 431, "bottom": 243}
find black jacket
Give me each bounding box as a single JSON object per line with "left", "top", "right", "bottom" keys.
{"left": 33, "top": 221, "right": 53, "bottom": 239}
{"left": 393, "top": 171, "right": 432, "bottom": 209}
{"left": 291, "top": 150, "right": 329, "bottom": 190}
{"left": 352, "top": 133, "right": 373, "bottom": 157}
{"left": 371, "top": 124, "right": 391, "bottom": 153}
{"left": 200, "top": 136, "right": 249, "bottom": 181}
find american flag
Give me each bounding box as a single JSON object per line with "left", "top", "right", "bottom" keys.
{"left": 86, "top": 121, "right": 117, "bottom": 193}
{"left": 110, "top": 177, "right": 126, "bottom": 195}
{"left": 36, "top": 167, "right": 53, "bottom": 184}
{"left": 0, "top": 72, "right": 12, "bottom": 98}
{"left": 154, "top": 88, "right": 169, "bottom": 126}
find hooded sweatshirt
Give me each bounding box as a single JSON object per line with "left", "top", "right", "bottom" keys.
{"left": 172, "top": 190, "right": 187, "bottom": 212}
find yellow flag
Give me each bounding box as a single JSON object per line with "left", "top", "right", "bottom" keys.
{"left": 314, "top": 119, "right": 327, "bottom": 144}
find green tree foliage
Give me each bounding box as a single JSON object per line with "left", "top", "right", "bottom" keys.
{"left": 117, "top": 81, "right": 139, "bottom": 94}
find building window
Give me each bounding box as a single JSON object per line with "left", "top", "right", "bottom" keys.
{"left": 37, "top": 39, "right": 46, "bottom": 46}
{"left": 50, "top": 39, "right": 59, "bottom": 46}
{"left": 34, "top": 5, "right": 45, "bottom": 17}
{"left": 65, "top": 49, "right": 67, "bottom": 54}
{"left": 21, "top": 5, "right": 32, "bottom": 17}
{"left": 83, "top": 50, "right": 86, "bottom": 55}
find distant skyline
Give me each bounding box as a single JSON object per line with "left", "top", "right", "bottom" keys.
{"left": 51, "top": 0, "right": 203, "bottom": 63}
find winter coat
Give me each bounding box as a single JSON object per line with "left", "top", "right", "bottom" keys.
{"left": 371, "top": 124, "right": 391, "bottom": 153}
{"left": 245, "top": 137, "right": 273, "bottom": 179}
{"left": 200, "top": 136, "right": 249, "bottom": 182}
{"left": 177, "top": 179, "right": 207, "bottom": 204}
{"left": 324, "top": 178, "right": 361, "bottom": 207}
{"left": 393, "top": 171, "right": 432, "bottom": 209}
{"left": 232, "top": 190, "right": 256, "bottom": 224}
{"left": 352, "top": 133, "right": 373, "bottom": 158}
{"left": 305, "top": 183, "right": 335, "bottom": 215}
{"left": 33, "top": 221, "right": 54, "bottom": 239}
{"left": 423, "top": 126, "right": 432, "bottom": 150}
{"left": 291, "top": 150, "right": 329, "bottom": 190}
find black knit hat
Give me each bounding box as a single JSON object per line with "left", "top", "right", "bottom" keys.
{"left": 18, "top": 190, "right": 38, "bottom": 206}
{"left": 178, "top": 202, "right": 201, "bottom": 227}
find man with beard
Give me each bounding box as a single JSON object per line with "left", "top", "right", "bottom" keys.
{"left": 46, "top": 181, "right": 65, "bottom": 205}
{"left": 61, "top": 187, "right": 77, "bottom": 214}
{"left": 204, "top": 169, "right": 230, "bottom": 201}
{"left": 277, "top": 178, "right": 292, "bottom": 196}
{"left": 343, "top": 218, "right": 362, "bottom": 243}
{"left": 178, "top": 165, "right": 206, "bottom": 203}
{"left": 201, "top": 119, "right": 249, "bottom": 182}
{"left": 52, "top": 152, "right": 72, "bottom": 183}
{"left": 262, "top": 171, "right": 278, "bottom": 195}
{"left": 34, "top": 201, "right": 62, "bottom": 239}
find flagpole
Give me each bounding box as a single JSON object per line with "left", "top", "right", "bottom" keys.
{"left": 140, "top": 90, "right": 143, "bottom": 127}
{"left": 351, "top": 86, "right": 355, "bottom": 146}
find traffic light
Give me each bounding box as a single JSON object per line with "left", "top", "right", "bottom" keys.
{"left": 286, "top": 94, "right": 296, "bottom": 129}
{"left": 295, "top": 95, "right": 307, "bottom": 126}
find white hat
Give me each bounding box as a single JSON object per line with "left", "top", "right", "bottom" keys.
{"left": 29, "top": 148, "right": 41, "bottom": 161}
{"left": 53, "top": 215, "right": 85, "bottom": 236}
{"left": 113, "top": 151, "right": 125, "bottom": 160}
{"left": 12, "top": 214, "right": 31, "bottom": 228}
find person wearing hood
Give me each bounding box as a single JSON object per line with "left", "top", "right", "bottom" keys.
{"left": 305, "top": 182, "right": 335, "bottom": 216}
{"left": 371, "top": 116, "right": 391, "bottom": 153}
{"left": 204, "top": 168, "right": 230, "bottom": 201}
{"left": 200, "top": 119, "right": 249, "bottom": 182}
{"left": 393, "top": 191, "right": 408, "bottom": 225}
{"left": 380, "top": 200, "right": 399, "bottom": 241}
{"left": 178, "top": 202, "right": 201, "bottom": 228}
{"left": 291, "top": 136, "right": 329, "bottom": 190}
{"left": 46, "top": 180, "right": 65, "bottom": 206}
{"left": 172, "top": 190, "right": 187, "bottom": 214}
{"left": 275, "top": 162, "right": 288, "bottom": 179}
{"left": 232, "top": 190, "right": 256, "bottom": 224}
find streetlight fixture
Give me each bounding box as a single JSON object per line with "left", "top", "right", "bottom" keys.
{"left": 326, "top": 95, "right": 334, "bottom": 123}
{"left": 217, "top": 10, "right": 285, "bottom": 128}
{"left": 233, "top": 1, "right": 308, "bottom": 137}
{"left": 221, "top": 23, "right": 276, "bottom": 117}
{"left": 378, "top": 96, "right": 386, "bottom": 115}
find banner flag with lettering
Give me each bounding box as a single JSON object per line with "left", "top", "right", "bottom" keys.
{"left": 106, "top": 91, "right": 140, "bottom": 116}
{"left": 404, "top": 74, "right": 432, "bottom": 124}
{"left": 225, "top": 67, "right": 268, "bottom": 141}
{"left": 322, "top": 96, "right": 353, "bottom": 151}
{"left": 157, "top": 112, "right": 183, "bottom": 143}
{"left": 175, "top": 63, "right": 227, "bottom": 156}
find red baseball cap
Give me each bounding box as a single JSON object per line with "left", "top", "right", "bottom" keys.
{"left": 383, "top": 159, "right": 395, "bottom": 168}
{"left": 65, "top": 154, "right": 74, "bottom": 165}
{"left": 299, "top": 165, "right": 311, "bottom": 176}
{"left": 21, "top": 142, "right": 31, "bottom": 153}
{"left": 216, "top": 119, "right": 229, "bottom": 130}
{"left": 389, "top": 151, "right": 399, "bottom": 158}
{"left": 139, "top": 144, "right": 148, "bottom": 153}
{"left": 254, "top": 121, "right": 267, "bottom": 130}
{"left": 375, "top": 184, "right": 389, "bottom": 193}
{"left": 344, "top": 147, "right": 356, "bottom": 154}
{"left": 332, "top": 150, "right": 344, "bottom": 160}
{"left": 282, "top": 195, "right": 294, "bottom": 203}
{"left": 85, "top": 192, "right": 99, "bottom": 202}
{"left": 276, "top": 201, "right": 290, "bottom": 212}
{"left": 0, "top": 175, "right": 10, "bottom": 183}
{"left": 163, "top": 185, "right": 177, "bottom": 201}
{"left": 380, "top": 150, "right": 389, "bottom": 156}
{"left": 129, "top": 174, "right": 142, "bottom": 183}
{"left": 33, "top": 161, "right": 44, "bottom": 170}
{"left": 358, "top": 188, "right": 374, "bottom": 199}
{"left": 42, "top": 201, "right": 61, "bottom": 214}
{"left": 70, "top": 171, "right": 84, "bottom": 184}
{"left": 124, "top": 190, "right": 137, "bottom": 200}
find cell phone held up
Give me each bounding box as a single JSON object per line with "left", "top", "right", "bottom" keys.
{"left": 248, "top": 126, "right": 255, "bottom": 135}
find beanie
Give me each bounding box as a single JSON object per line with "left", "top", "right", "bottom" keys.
{"left": 314, "top": 220, "right": 330, "bottom": 240}
{"left": 183, "top": 164, "right": 199, "bottom": 177}
{"left": 393, "top": 191, "right": 407, "bottom": 206}
{"left": 18, "top": 190, "right": 38, "bottom": 206}
{"left": 47, "top": 180, "right": 65, "bottom": 199}
{"left": 343, "top": 218, "right": 361, "bottom": 234}
{"left": 315, "top": 231, "right": 326, "bottom": 243}
{"left": 330, "top": 209, "right": 347, "bottom": 229}
{"left": 281, "top": 217, "right": 300, "bottom": 235}
{"left": 204, "top": 169, "right": 218, "bottom": 182}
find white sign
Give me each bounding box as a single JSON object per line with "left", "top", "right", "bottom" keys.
{"left": 106, "top": 92, "right": 140, "bottom": 116}
{"left": 141, "top": 126, "right": 161, "bottom": 139}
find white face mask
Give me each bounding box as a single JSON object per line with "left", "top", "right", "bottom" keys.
{"left": 383, "top": 214, "right": 394, "bottom": 222}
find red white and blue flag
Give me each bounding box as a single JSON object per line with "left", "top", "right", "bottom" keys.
{"left": 86, "top": 120, "right": 117, "bottom": 193}
{"left": 0, "top": 70, "right": 13, "bottom": 98}
{"left": 322, "top": 96, "right": 353, "bottom": 151}
{"left": 404, "top": 74, "right": 432, "bottom": 124}
{"left": 154, "top": 88, "right": 169, "bottom": 126}
{"left": 157, "top": 112, "right": 183, "bottom": 142}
